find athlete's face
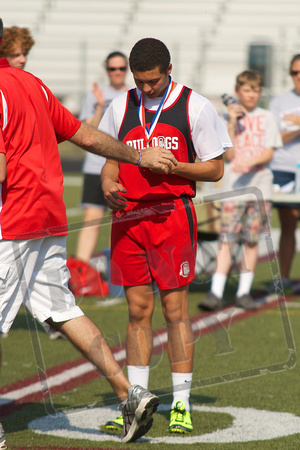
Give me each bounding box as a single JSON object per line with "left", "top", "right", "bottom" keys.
{"left": 133, "top": 64, "right": 172, "bottom": 99}
{"left": 6, "top": 45, "right": 28, "bottom": 69}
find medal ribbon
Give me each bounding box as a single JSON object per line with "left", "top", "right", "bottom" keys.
{"left": 138, "top": 75, "right": 173, "bottom": 147}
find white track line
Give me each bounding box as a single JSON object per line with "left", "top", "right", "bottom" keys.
{"left": 0, "top": 295, "right": 280, "bottom": 406}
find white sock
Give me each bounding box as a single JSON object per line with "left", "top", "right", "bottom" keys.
{"left": 171, "top": 372, "right": 193, "bottom": 412}
{"left": 211, "top": 272, "right": 227, "bottom": 299}
{"left": 236, "top": 271, "right": 254, "bottom": 297}
{"left": 127, "top": 365, "right": 150, "bottom": 389}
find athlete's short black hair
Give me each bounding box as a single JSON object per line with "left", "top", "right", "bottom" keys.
{"left": 129, "top": 38, "right": 171, "bottom": 74}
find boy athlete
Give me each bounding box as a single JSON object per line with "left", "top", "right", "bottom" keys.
{"left": 0, "top": 43, "right": 178, "bottom": 444}
{"left": 199, "top": 70, "right": 282, "bottom": 311}
{"left": 101, "top": 38, "right": 232, "bottom": 433}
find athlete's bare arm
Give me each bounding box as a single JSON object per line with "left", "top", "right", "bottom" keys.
{"left": 101, "top": 159, "right": 128, "bottom": 211}
{"left": 168, "top": 154, "right": 224, "bottom": 182}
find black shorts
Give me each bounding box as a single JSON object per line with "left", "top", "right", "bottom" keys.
{"left": 272, "top": 170, "right": 299, "bottom": 209}
{"left": 81, "top": 174, "right": 107, "bottom": 208}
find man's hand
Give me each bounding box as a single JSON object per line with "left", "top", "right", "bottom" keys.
{"left": 140, "top": 147, "right": 177, "bottom": 173}
{"left": 232, "top": 160, "right": 252, "bottom": 173}
{"left": 92, "top": 82, "right": 105, "bottom": 108}
{"left": 227, "top": 104, "right": 246, "bottom": 125}
{"left": 102, "top": 179, "right": 128, "bottom": 211}
{"left": 283, "top": 113, "right": 300, "bottom": 127}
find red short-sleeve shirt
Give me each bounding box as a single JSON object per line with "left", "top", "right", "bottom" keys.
{"left": 0, "top": 59, "right": 81, "bottom": 239}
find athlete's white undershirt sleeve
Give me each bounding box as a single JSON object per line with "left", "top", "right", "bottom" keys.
{"left": 98, "top": 92, "right": 128, "bottom": 139}
{"left": 189, "top": 93, "right": 232, "bottom": 161}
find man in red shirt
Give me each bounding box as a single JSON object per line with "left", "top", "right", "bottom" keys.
{"left": 0, "top": 36, "right": 177, "bottom": 444}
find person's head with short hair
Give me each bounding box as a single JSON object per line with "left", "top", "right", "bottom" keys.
{"left": 105, "top": 51, "right": 128, "bottom": 70}
{"left": 289, "top": 54, "right": 300, "bottom": 75}
{"left": 235, "top": 70, "right": 263, "bottom": 112}
{"left": 289, "top": 54, "right": 300, "bottom": 94}
{"left": 0, "top": 26, "right": 34, "bottom": 69}
{"left": 129, "top": 38, "right": 172, "bottom": 99}
{"left": 104, "top": 51, "right": 128, "bottom": 89}
{"left": 129, "top": 38, "right": 171, "bottom": 74}
{"left": 235, "top": 70, "right": 263, "bottom": 92}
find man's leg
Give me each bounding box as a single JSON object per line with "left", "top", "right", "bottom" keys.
{"left": 198, "top": 201, "right": 243, "bottom": 311}
{"left": 277, "top": 207, "right": 298, "bottom": 280}
{"left": 212, "top": 241, "right": 233, "bottom": 298}
{"left": 47, "top": 315, "right": 159, "bottom": 443}
{"left": 47, "top": 315, "right": 130, "bottom": 400}
{"left": 104, "top": 283, "right": 155, "bottom": 431}
{"left": 160, "top": 285, "right": 193, "bottom": 381}
{"left": 198, "top": 241, "right": 232, "bottom": 310}
{"left": 235, "top": 243, "right": 259, "bottom": 310}
{"left": 160, "top": 286, "right": 194, "bottom": 433}
{"left": 239, "top": 242, "right": 258, "bottom": 274}
{"left": 125, "top": 284, "right": 155, "bottom": 369}
{"left": 76, "top": 207, "right": 104, "bottom": 263}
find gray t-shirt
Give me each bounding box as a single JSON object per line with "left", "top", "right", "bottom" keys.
{"left": 80, "top": 86, "right": 127, "bottom": 175}
{"left": 269, "top": 90, "right": 300, "bottom": 173}
{"left": 222, "top": 106, "right": 282, "bottom": 202}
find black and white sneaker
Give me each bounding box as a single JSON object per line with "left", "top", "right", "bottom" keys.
{"left": 120, "top": 385, "right": 159, "bottom": 443}
{"left": 0, "top": 423, "right": 7, "bottom": 449}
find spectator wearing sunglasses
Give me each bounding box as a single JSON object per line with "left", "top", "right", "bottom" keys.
{"left": 67, "top": 52, "right": 129, "bottom": 297}
{"left": 268, "top": 54, "right": 300, "bottom": 294}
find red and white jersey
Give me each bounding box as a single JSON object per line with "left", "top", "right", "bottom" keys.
{"left": 0, "top": 59, "right": 81, "bottom": 240}
{"left": 100, "top": 82, "right": 231, "bottom": 201}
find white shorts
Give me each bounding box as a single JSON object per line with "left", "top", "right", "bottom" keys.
{"left": 0, "top": 236, "right": 84, "bottom": 334}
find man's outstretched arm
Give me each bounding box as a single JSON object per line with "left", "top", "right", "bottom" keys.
{"left": 69, "top": 122, "right": 177, "bottom": 173}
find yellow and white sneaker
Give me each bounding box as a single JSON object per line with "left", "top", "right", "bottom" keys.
{"left": 105, "top": 414, "right": 123, "bottom": 430}
{"left": 169, "top": 400, "right": 193, "bottom": 433}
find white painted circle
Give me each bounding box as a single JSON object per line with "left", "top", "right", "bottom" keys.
{"left": 28, "top": 404, "right": 300, "bottom": 444}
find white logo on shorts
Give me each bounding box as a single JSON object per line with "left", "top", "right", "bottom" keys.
{"left": 180, "top": 261, "right": 190, "bottom": 277}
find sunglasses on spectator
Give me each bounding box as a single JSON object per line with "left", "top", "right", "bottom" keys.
{"left": 291, "top": 70, "right": 300, "bottom": 76}
{"left": 107, "top": 67, "right": 127, "bottom": 72}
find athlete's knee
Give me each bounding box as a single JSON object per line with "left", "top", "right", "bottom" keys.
{"left": 128, "top": 301, "right": 153, "bottom": 324}
{"left": 163, "top": 301, "right": 187, "bottom": 323}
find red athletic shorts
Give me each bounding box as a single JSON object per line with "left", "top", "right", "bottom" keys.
{"left": 110, "top": 197, "right": 197, "bottom": 290}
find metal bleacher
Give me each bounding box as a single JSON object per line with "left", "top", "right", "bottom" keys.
{"left": 2, "top": 0, "right": 300, "bottom": 114}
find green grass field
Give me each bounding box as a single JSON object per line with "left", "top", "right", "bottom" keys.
{"left": 1, "top": 173, "right": 300, "bottom": 449}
